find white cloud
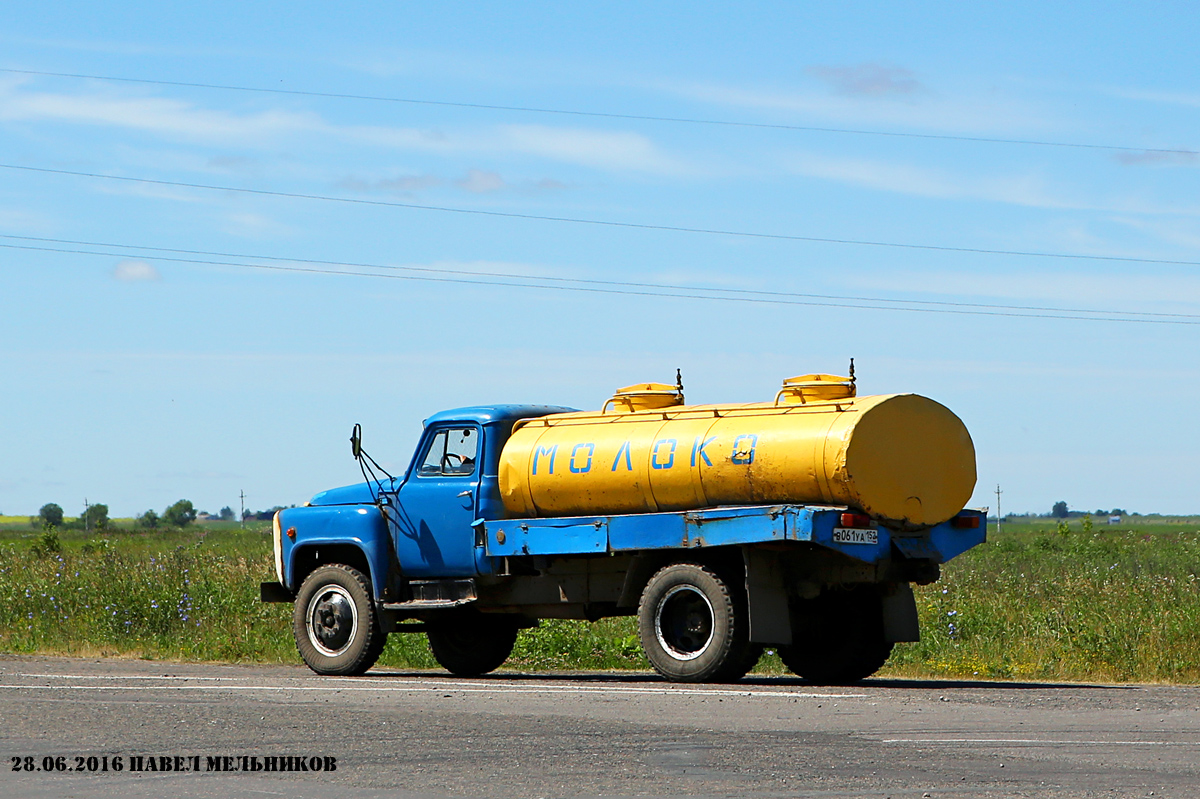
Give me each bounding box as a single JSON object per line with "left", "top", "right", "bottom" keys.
{"left": 786, "top": 151, "right": 1075, "bottom": 210}
{"left": 340, "top": 173, "right": 442, "bottom": 193}
{"left": 1114, "top": 150, "right": 1199, "bottom": 168}
{"left": 845, "top": 269, "right": 1200, "bottom": 308}
{"left": 806, "top": 63, "right": 923, "bottom": 97}
{"left": 0, "top": 82, "right": 687, "bottom": 174}
{"left": 386, "top": 173, "right": 443, "bottom": 190}
{"left": 351, "top": 123, "right": 685, "bottom": 173}
{"left": 207, "top": 155, "right": 263, "bottom": 174}
{"left": 785, "top": 151, "right": 1200, "bottom": 217}
{"left": 655, "top": 77, "right": 1056, "bottom": 137}
{"left": 0, "top": 206, "right": 55, "bottom": 233}
{"left": 94, "top": 180, "right": 212, "bottom": 205}
{"left": 220, "top": 213, "right": 294, "bottom": 238}
{"left": 1108, "top": 216, "right": 1200, "bottom": 250}
{"left": 1103, "top": 86, "right": 1200, "bottom": 109}
{"left": 456, "top": 169, "right": 506, "bottom": 193}
{"left": 496, "top": 124, "right": 684, "bottom": 174}
{"left": 0, "top": 85, "right": 324, "bottom": 143}
{"left": 112, "top": 260, "right": 160, "bottom": 281}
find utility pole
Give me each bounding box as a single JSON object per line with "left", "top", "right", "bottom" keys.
{"left": 239, "top": 490, "right": 246, "bottom": 530}
{"left": 83, "top": 498, "right": 90, "bottom": 535}
{"left": 995, "top": 484, "right": 1002, "bottom": 534}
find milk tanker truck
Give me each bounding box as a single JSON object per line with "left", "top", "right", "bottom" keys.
{"left": 260, "top": 370, "right": 985, "bottom": 683}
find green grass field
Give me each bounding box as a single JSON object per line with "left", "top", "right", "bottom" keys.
{"left": 2, "top": 515, "right": 1199, "bottom": 682}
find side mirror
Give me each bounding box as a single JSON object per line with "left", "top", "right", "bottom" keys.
{"left": 350, "top": 423, "right": 362, "bottom": 460}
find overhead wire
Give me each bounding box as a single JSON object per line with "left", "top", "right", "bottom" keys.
{"left": 2, "top": 73, "right": 1196, "bottom": 326}
{"left": 3, "top": 232, "right": 1198, "bottom": 321}
{"left": 2, "top": 236, "right": 1196, "bottom": 326}
{"left": 1, "top": 67, "right": 1194, "bottom": 156}
{"left": 5, "top": 163, "right": 1200, "bottom": 271}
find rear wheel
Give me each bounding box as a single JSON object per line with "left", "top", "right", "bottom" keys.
{"left": 426, "top": 610, "right": 519, "bottom": 676}
{"left": 777, "top": 586, "right": 893, "bottom": 684}
{"left": 637, "top": 562, "right": 756, "bottom": 683}
{"left": 720, "top": 644, "right": 765, "bottom": 682}
{"left": 293, "top": 564, "right": 387, "bottom": 676}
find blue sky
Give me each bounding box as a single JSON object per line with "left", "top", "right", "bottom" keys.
{"left": 2, "top": 2, "right": 1198, "bottom": 518}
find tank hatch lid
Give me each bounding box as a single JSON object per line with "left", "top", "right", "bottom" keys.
{"left": 603, "top": 381, "right": 685, "bottom": 413}
{"left": 776, "top": 373, "right": 856, "bottom": 405}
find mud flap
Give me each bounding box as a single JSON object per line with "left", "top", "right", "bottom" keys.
{"left": 260, "top": 581, "right": 293, "bottom": 603}
{"left": 882, "top": 582, "right": 920, "bottom": 643}
{"left": 744, "top": 547, "right": 792, "bottom": 645}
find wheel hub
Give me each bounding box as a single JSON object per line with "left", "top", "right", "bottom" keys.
{"left": 306, "top": 585, "right": 357, "bottom": 656}
{"left": 654, "top": 585, "right": 715, "bottom": 661}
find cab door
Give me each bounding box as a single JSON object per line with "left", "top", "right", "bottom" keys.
{"left": 392, "top": 424, "right": 481, "bottom": 577}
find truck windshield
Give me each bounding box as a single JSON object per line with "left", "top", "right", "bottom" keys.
{"left": 417, "top": 427, "right": 478, "bottom": 477}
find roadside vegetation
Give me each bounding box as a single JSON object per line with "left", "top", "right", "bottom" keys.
{"left": 2, "top": 515, "right": 1199, "bottom": 683}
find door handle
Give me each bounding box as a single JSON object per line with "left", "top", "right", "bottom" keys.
{"left": 457, "top": 490, "right": 471, "bottom": 498}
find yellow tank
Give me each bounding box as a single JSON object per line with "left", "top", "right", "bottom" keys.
{"left": 498, "top": 374, "right": 977, "bottom": 529}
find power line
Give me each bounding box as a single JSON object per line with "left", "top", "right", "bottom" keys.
{"left": 1, "top": 66, "right": 1194, "bottom": 157}
{"left": 5, "top": 161, "right": 1200, "bottom": 270}
{"left": 3, "top": 238, "right": 1196, "bottom": 326}
{"left": 3, "top": 232, "right": 1198, "bottom": 321}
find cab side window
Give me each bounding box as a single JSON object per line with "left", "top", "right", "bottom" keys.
{"left": 417, "top": 427, "right": 479, "bottom": 477}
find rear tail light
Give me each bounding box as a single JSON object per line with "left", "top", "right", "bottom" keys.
{"left": 839, "top": 512, "right": 873, "bottom": 528}
{"left": 951, "top": 514, "right": 981, "bottom": 529}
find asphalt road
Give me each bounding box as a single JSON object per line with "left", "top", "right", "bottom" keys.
{"left": 2, "top": 656, "right": 1198, "bottom": 799}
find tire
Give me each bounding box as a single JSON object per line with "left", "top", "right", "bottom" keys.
{"left": 637, "top": 562, "right": 755, "bottom": 683}
{"left": 293, "top": 564, "right": 387, "bottom": 676}
{"left": 426, "top": 610, "right": 519, "bottom": 676}
{"left": 777, "top": 586, "right": 894, "bottom": 685}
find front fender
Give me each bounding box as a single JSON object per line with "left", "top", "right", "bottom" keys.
{"left": 277, "top": 505, "right": 392, "bottom": 600}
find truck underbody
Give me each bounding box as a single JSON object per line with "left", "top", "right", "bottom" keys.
{"left": 264, "top": 501, "right": 984, "bottom": 684}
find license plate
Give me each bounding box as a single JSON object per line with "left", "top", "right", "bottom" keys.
{"left": 832, "top": 527, "right": 878, "bottom": 545}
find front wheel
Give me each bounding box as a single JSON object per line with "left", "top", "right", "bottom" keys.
{"left": 637, "top": 562, "right": 755, "bottom": 683}
{"left": 293, "top": 564, "right": 387, "bottom": 676}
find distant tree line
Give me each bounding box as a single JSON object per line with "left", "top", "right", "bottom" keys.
{"left": 1050, "top": 501, "right": 1129, "bottom": 519}
{"left": 34, "top": 502, "right": 108, "bottom": 530}
{"left": 243, "top": 506, "right": 291, "bottom": 521}
{"left": 32, "top": 499, "right": 290, "bottom": 530}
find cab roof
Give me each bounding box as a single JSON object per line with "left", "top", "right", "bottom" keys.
{"left": 423, "top": 404, "right": 578, "bottom": 427}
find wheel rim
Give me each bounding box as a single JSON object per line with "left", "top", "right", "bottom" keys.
{"left": 654, "top": 585, "right": 715, "bottom": 661}
{"left": 306, "top": 584, "right": 358, "bottom": 657}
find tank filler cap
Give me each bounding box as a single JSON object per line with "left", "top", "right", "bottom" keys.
{"left": 602, "top": 380, "right": 685, "bottom": 414}
{"left": 775, "top": 373, "right": 856, "bottom": 405}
